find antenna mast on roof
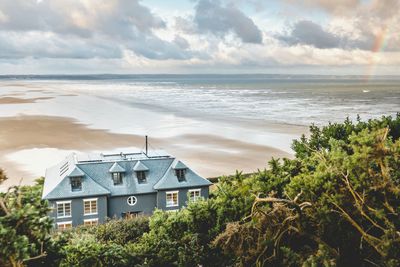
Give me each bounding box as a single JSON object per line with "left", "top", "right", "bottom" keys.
{"left": 145, "top": 135, "right": 148, "bottom": 156}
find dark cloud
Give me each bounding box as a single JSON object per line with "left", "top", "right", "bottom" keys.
{"left": 277, "top": 20, "right": 390, "bottom": 51}
{"left": 278, "top": 20, "right": 341, "bottom": 49}
{"left": 173, "top": 36, "right": 190, "bottom": 50}
{"left": 194, "top": 0, "right": 263, "bottom": 44}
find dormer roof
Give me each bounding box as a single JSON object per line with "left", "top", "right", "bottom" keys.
{"left": 109, "top": 162, "right": 126, "bottom": 173}
{"left": 68, "top": 166, "right": 85, "bottom": 177}
{"left": 172, "top": 160, "right": 187, "bottom": 169}
{"left": 133, "top": 161, "right": 149, "bottom": 172}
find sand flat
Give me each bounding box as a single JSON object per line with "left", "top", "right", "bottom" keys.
{"left": 0, "top": 96, "right": 54, "bottom": 104}
{"left": 0, "top": 115, "right": 293, "bottom": 186}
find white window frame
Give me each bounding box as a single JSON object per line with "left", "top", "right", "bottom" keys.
{"left": 166, "top": 190, "right": 179, "bottom": 207}
{"left": 57, "top": 221, "right": 72, "bottom": 230}
{"left": 83, "top": 198, "right": 98, "bottom": 215}
{"left": 56, "top": 200, "right": 72, "bottom": 218}
{"left": 189, "top": 188, "right": 201, "bottom": 202}
{"left": 84, "top": 218, "right": 99, "bottom": 226}
{"left": 127, "top": 196, "right": 137, "bottom": 206}
{"left": 112, "top": 172, "right": 123, "bottom": 185}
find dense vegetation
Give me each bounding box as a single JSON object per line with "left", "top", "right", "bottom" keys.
{"left": 0, "top": 114, "right": 399, "bottom": 266}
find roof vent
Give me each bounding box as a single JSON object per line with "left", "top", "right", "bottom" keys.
{"left": 59, "top": 161, "right": 69, "bottom": 176}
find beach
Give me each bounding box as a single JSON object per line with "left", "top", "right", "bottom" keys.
{"left": 0, "top": 75, "right": 399, "bottom": 189}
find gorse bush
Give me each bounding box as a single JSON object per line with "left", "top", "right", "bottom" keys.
{"left": 214, "top": 114, "right": 400, "bottom": 266}
{"left": 1, "top": 114, "right": 399, "bottom": 266}
{"left": 0, "top": 178, "right": 53, "bottom": 267}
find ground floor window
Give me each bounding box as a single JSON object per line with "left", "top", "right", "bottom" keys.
{"left": 84, "top": 218, "right": 98, "bottom": 226}
{"left": 57, "top": 221, "right": 72, "bottom": 230}
{"left": 122, "top": 211, "right": 141, "bottom": 219}
{"left": 189, "top": 189, "right": 201, "bottom": 201}
{"left": 166, "top": 191, "right": 179, "bottom": 207}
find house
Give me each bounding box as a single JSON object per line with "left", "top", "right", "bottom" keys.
{"left": 42, "top": 150, "right": 212, "bottom": 229}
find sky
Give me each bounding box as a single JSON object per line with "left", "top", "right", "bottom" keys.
{"left": 0, "top": 0, "right": 399, "bottom": 75}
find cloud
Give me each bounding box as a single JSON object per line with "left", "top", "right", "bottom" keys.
{"left": 0, "top": 0, "right": 165, "bottom": 38}
{"left": 0, "top": 31, "right": 121, "bottom": 59}
{"left": 277, "top": 20, "right": 400, "bottom": 52}
{"left": 0, "top": 0, "right": 398, "bottom": 74}
{"left": 0, "top": 0, "right": 197, "bottom": 60}
{"left": 194, "top": 0, "right": 263, "bottom": 44}
{"left": 278, "top": 20, "right": 341, "bottom": 49}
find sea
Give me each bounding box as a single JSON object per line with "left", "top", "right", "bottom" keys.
{"left": 1, "top": 74, "right": 399, "bottom": 126}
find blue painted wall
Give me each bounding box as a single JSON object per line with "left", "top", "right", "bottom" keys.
{"left": 157, "top": 186, "right": 209, "bottom": 211}
{"left": 48, "top": 186, "right": 210, "bottom": 227}
{"left": 108, "top": 193, "right": 157, "bottom": 218}
{"left": 48, "top": 195, "right": 108, "bottom": 227}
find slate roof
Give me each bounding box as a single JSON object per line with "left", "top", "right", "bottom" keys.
{"left": 154, "top": 159, "right": 212, "bottom": 190}
{"left": 42, "top": 151, "right": 210, "bottom": 200}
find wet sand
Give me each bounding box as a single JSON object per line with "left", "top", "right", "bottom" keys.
{"left": 0, "top": 115, "right": 294, "bottom": 188}
{"left": 0, "top": 96, "right": 54, "bottom": 104}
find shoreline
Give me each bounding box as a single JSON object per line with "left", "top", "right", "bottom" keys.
{"left": 0, "top": 114, "right": 296, "bottom": 190}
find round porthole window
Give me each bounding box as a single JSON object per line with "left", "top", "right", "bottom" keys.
{"left": 127, "top": 196, "right": 137, "bottom": 206}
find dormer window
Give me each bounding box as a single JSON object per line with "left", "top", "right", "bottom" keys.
{"left": 109, "top": 162, "right": 126, "bottom": 186}
{"left": 136, "top": 171, "right": 147, "bottom": 184}
{"left": 112, "top": 172, "right": 123, "bottom": 185}
{"left": 70, "top": 177, "right": 82, "bottom": 191}
{"left": 175, "top": 169, "right": 186, "bottom": 182}
{"left": 133, "top": 161, "right": 149, "bottom": 184}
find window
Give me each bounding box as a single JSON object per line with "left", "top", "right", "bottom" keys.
{"left": 112, "top": 172, "right": 123, "bottom": 185}
{"left": 57, "top": 221, "right": 72, "bottom": 230}
{"left": 123, "top": 211, "right": 141, "bottom": 219}
{"left": 175, "top": 169, "right": 186, "bottom": 182}
{"left": 189, "top": 189, "right": 201, "bottom": 202}
{"left": 127, "top": 196, "right": 137, "bottom": 206}
{"left": 136, "top": 171, "right": 147, "bottom": 184}
{"left": 57, "top": 201, "right": 71, "bottom": 218}
{"left": 166, "top": 191, "right": 179, "bottom": 207}
{"left": 70, "top": 177, "right": 82, "bottom": 191}
{"left": 83, "top": 198, "right": 97, "bottom": 215}
{"left": 84, "top": 218, "right": 98, "bottom": 226}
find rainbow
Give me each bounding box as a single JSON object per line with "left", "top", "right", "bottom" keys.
{"left": 364, "top": 25, "right": 389, "bottom": 81}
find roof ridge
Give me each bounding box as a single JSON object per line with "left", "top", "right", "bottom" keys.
{"left": 83, "top": 170, "right": 111, "bottom": 194}
{"left": 153, "top": 158, "right": 177, "bottom": 190}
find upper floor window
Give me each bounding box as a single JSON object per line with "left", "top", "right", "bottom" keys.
{"left": 112, "top": 172, "right": 123, "bottom": 185}
{"left": 57, "top": 201, "right": 71, "bottom": 218}
{"left": 189, "top": 189, "right": 201, "bottom": 202}
{"left": 136, "top": 171, "right": 147, "bottom": 184}
{"left": 175, "top": 169, "right": 186, "bottom": 182}
{"left": 166, "top": 191, "right": 179, "bottom": 207}
{"left": 70, "top": 177, "right": 82, "bottom": 191}
{"left": 83, "top": 198, "right": 97, "bottom": 215}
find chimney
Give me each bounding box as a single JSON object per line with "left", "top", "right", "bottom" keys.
{"left": 145, "top": 135, "right": 148, "bottom": 156}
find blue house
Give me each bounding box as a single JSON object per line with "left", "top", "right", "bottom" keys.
{"left": 42, "top": 150, "right": 211, "bottom": 229}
